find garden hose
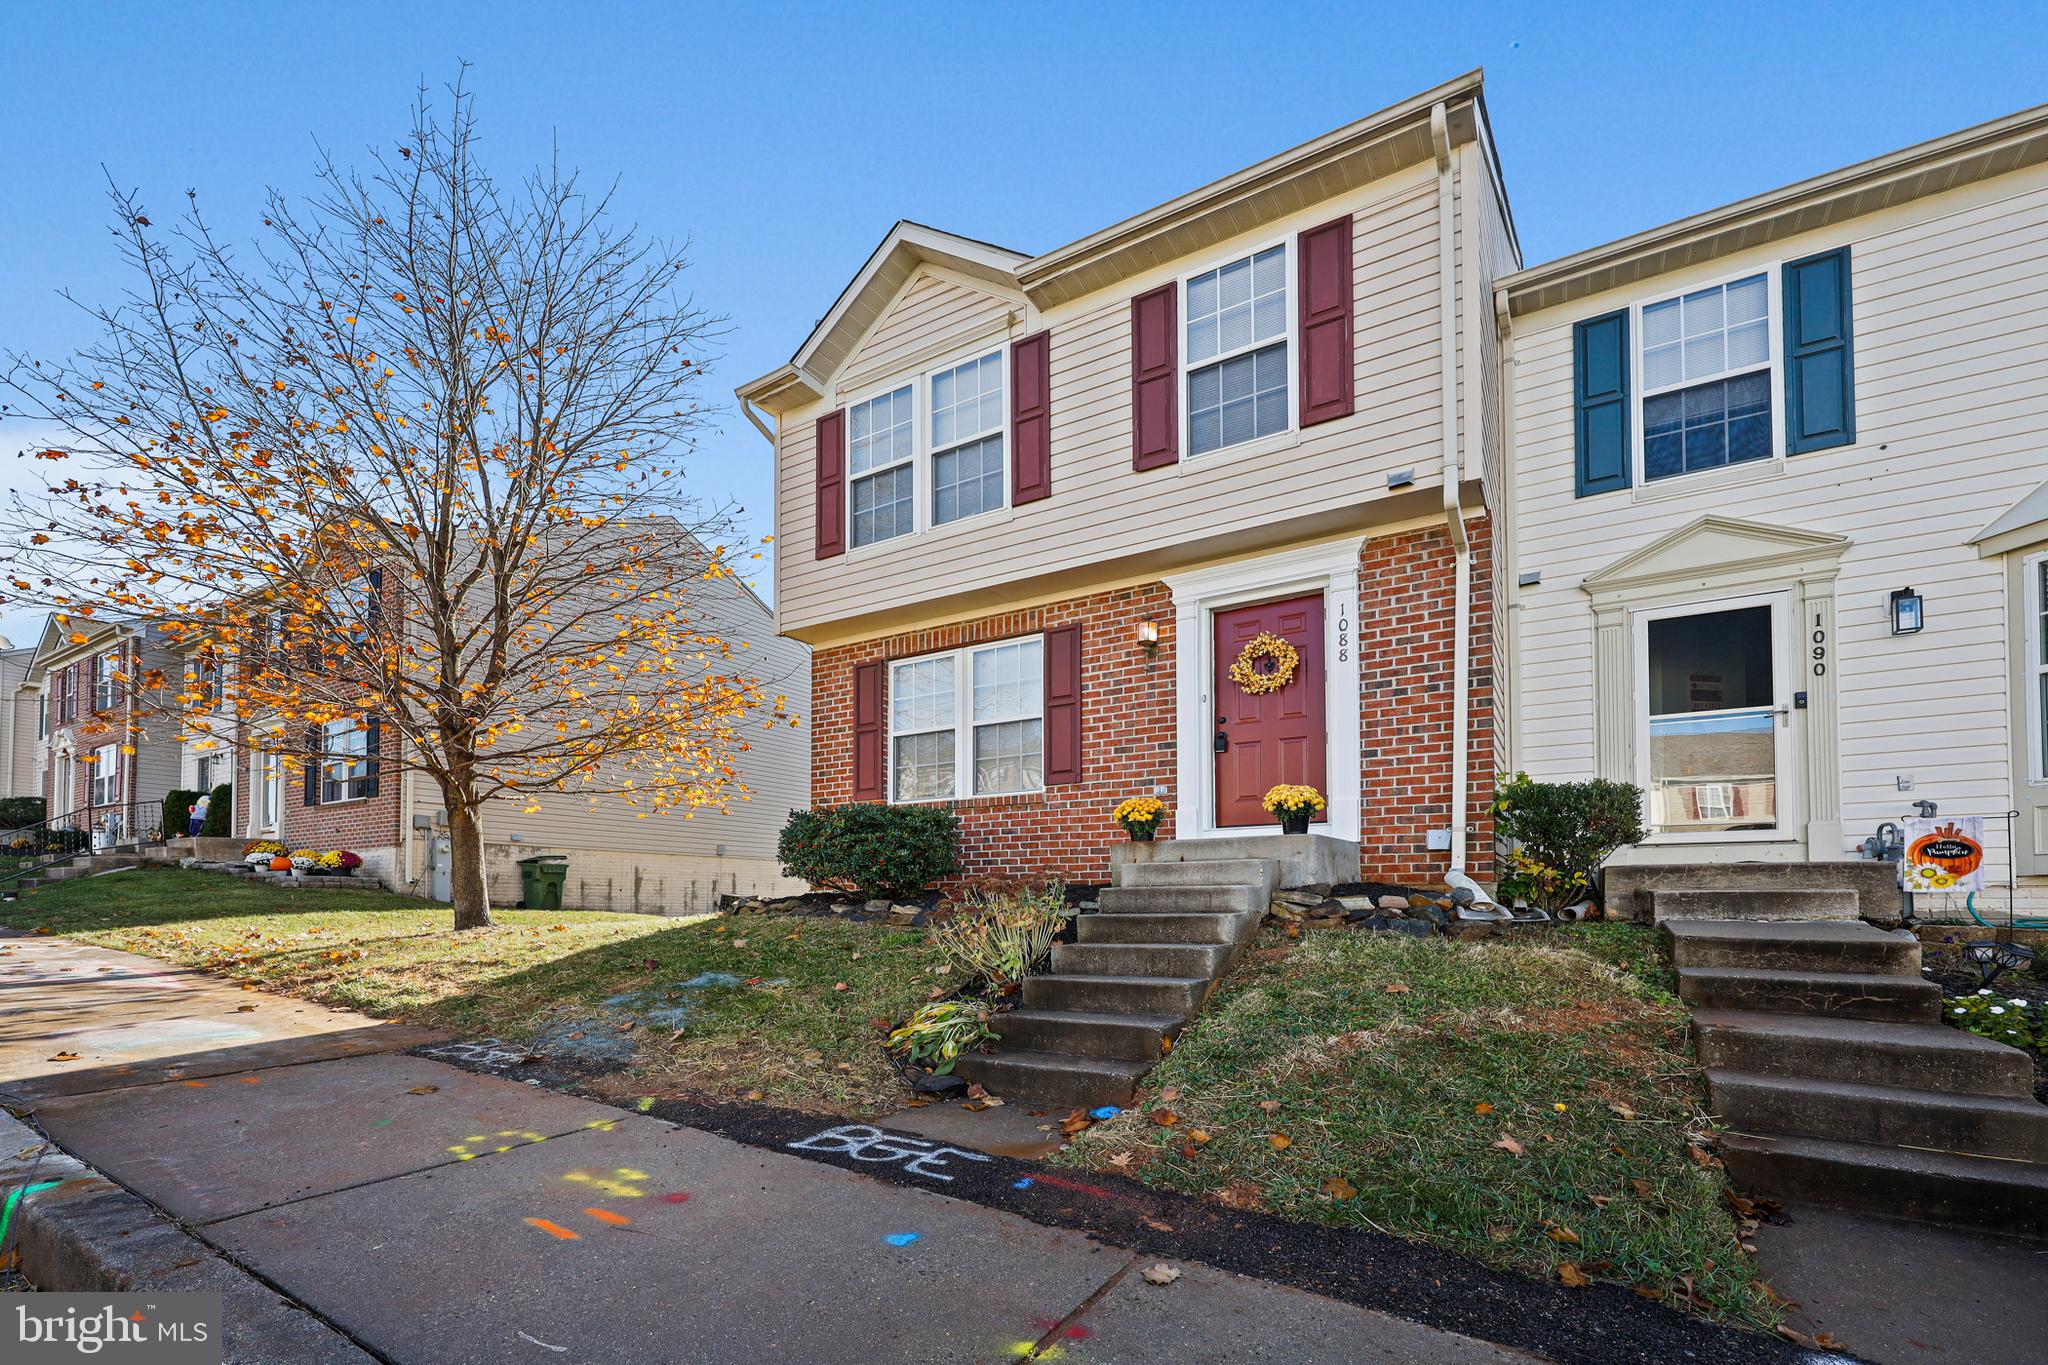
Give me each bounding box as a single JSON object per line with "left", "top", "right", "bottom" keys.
{"left": 1962, "top": 892, "right": 2048, "bottom": 932}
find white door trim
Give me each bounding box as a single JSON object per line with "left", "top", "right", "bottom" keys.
{"left": 1163, "top": 538, "right": 1364, "bottom": 843}
{"left": 1630, "top": 590, "right": 1800, "bottom": 846}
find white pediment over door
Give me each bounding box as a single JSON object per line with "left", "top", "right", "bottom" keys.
{"left": 1580, "top": 515, "right": 1850, "bottom": 602}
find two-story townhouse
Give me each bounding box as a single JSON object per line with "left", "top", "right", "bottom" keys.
{"left": 0, "top": 641, "right": 42, "bottom": 804}
{"left": 210, "top": 553, "right": 810, "bottom": 912}
{"left": 1500, "top": 100, "right": 2048, "bottom": 914}
{"left": 23, "top": 615, "right": 185, "bottom": 842}
{"left": 738, "top": 72, "right": 1519, "bottom": 887}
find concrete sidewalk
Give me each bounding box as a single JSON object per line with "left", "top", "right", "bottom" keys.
{"left": 0, "top": 934, "right": 1532, "bottom": 1363}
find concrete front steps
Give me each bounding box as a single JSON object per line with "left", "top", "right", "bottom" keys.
{"left": 1666, "top": 911, "right": 2048, "bottom": 1237}
{"left": 955, "top": 842, "right": 1340, "bottom": 1109}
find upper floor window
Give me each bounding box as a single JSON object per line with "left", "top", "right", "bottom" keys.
{"left": 1639, "top": 273, "right": 1773, "bottom": 482}
{"left": 889, "top": 637, "right": 1043, "bottom": 802}
{"left": 848, "top": 346, "right": 1008, "bottom": 549}
{"left": 1186, "top": 244, "right": 1289, "bottom": 456}
{"left": 93, "top": 654, "right": 120, "bottom": 710}
{"left": 320, "top": 718, "right": 373, "bottom": 803}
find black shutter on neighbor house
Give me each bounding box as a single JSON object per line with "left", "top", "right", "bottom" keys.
{"left": 304, "top": 726, "right": 321, "bottom": 806}
{"left": 364, "top": 717, "right": 382, "bottom": 798}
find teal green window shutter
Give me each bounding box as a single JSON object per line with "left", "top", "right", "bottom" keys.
{"left": 1783, "top": 247, "right": 1855, "bottom": 454}
{"left": 1573, "top": 309, "right": 1631, "bottom": 497}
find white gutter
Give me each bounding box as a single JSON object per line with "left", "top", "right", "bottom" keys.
{"left": 1431, "top": 102, "right": 1472, "bottom": 876}
{"left": 739, "top": 397, "right": 776, "bottom": 445}
{"left": 1496, "top": 285, "right": 1521, "bottom": 773}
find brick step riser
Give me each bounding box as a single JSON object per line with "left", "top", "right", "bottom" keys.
{"left": 1023, "top": 977, "right": 1206, "bottom": 1017}
{"left": 993, "top": 1015, "right": 1172, "bottom": 1062}
{"left": 1695, "top": 1026, "right": 2036, "bottom": 1098}
{"left": 1677, "top": 974, "right": 1941, "bottom": 1025}
{"left": 1671, "top": 940, "right": 1921, "bottom": 976}
{"left": 953, "top": 1055, "right": 1140, "bottom": 1109}
{"left": 1722, "top": 1138, "right": 2048, "bottom": 1238}
{"left": 1050, "top": 943, "right": 1230, "bottom": 978}
{"left": 1712, "top": 1075, "right": 2048, "bottom": 1162}
{"left": 1097, "top": 885, "right": 1266, "bottom": 915}
{"left": 1075, "top": 912, "right": 1252, "bottom": 946}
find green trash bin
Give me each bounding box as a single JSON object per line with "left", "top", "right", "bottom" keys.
{"left": 517, "top": 854, "right": 568, "bottom": 911}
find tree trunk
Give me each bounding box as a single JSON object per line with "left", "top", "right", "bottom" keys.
{"left": 447, "top": 802, "right": 494, "bottom": 930}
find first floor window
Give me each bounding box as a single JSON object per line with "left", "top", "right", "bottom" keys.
{"left": 1186, "top": 244, "right": 1289, "bottom": 455}
{"left": 90, "top": 743, "right": 120, "bottom": 807}
{"left": 2034, "top": 557, "right": 2048, "bottom": 781}
{"left": 889, "top": 638, "right": 1045, "bottom": 801}
{"left": 320, "top": 719, "right": 373, "bottom": 803}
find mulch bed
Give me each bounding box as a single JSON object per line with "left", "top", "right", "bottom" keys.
{"left": 1921, "top": 954, "right": 2048, "bottom": 1104}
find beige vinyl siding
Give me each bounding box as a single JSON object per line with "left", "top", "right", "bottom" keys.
{"left": 838, "top": 272, "right": 1016, "bottom": 397}
{"left": 776, "top": 162, "right": 1466, "bottom": 640}
{"left": 1509, "top": 164, "right": 2048, "bottom": 879}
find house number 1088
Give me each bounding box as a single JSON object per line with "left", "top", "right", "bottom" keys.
{"left": 1337, "top": 610, "right": 1351, "bottom": 663}
{"left": 1811, "top": 613, "right": 1827, "bottom": 677}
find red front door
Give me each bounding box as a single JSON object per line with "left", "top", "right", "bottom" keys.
{"left": 1213, "top": 593, "right": 1326, "bottom": 827}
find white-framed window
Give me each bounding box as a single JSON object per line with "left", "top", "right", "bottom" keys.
{"left": 847, "top": 343, "right": 1009, "bottom": 550}
{"left": 1636, "top": 270, "right": 1777, "bottom": 483}
{"left": 90, "top": 743, "right": 120, "bottom": 807}
{"left": 319, "top": 718, "right": 372, "bottom": 804}
{"left": 94, "top": 653, "right": 120, "bottom": 710}
{"left": 1185, "top": 241, "right": 1291, "bottom": 457}
{"left": 889, "top": 637, "right": 1044, "bottom": 802}
{"left": 2029, "top": 552, "right": 2048, "bottom": 782}
{"left": 34, "top": 695, "right": 45, "bottom": 740}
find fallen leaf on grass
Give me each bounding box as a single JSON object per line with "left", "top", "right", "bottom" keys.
{"left": 833, "top": 982, "right": 849, "bottom": 992}
{"left": 1685, "top": 1143, "right": 1724, "bottom": 1170}
{"left": 1607, "top": 1102, "right": 1638, "bottom": 1120}
{"left": 1630, "top": 1177, "right": 1654, "bottom": 1198}
{"left": 1633, "top": 1286, "right": 1666, "bottom": 1301}
{"left": 1557, "top": 1263, "right": 1590, "bottom": 1288}
{"left": 1491, "top": 1135, "right": 1525, "bottom": 1156}
{"left": 1139, "top": 1263, "right": 1181, "bottom": 1286}
{"left": 1150, "top": 1109, "right": 1179, "bottom": 1127}
{"left": 1383, "top": 981, "right": 1411, "bottom": 994}
{"left": 1587, "top": 1194, "right": 1612, "bottom": 1208}
{"left": 1059, "top": 1113, "right": 1093, "bottom": 1137}
{"left": 745, "top": 1090, "right": 763, "bottom": 1101}
{"left": 1108, "top": 1152, "right": 1133, "bottom": 1168}
{"left": 1267, "top": 1134, "right": 1292, "bottom": 1151}
{"left": 1545, "top": 1222, "right": 1580, "bottom": 1244}
{"left": 1257, "top": 1099, "right": 1281, "bottom": 1114}
{"left": 1158, "top": 1087, "right": 1180, "bottom": 1103}
{"left": 1189, "top": 1129, "right": 1211, "bottom": 1144}
{"left": 1473, "top": 1102, "right": 1494, "bottom": 1116}
{"left": 1320, "top": 1176, "right": 1357, "bottom": 1199}
{"left": 731, "top": 938, "right": 748, "bottom": 949}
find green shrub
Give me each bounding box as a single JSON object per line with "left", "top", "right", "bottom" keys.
{"left": 777, "top": 803, "right": 961, "bottom": 900}
{"left": 200, "top": 784, "right": 233, "bottom": 837}
{"left": 1489, "top": 771, "right": 1647, "bottom": 913}
{"left": 162, "top": 789, "right": 203, "bottom": 837}
{"left": 0, "top": 796, "right": 46, "bottom": 829}
{"left": 930, "top": 882, "right": 1071, "bottom": 989}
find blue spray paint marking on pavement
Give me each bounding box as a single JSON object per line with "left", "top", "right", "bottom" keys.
{"left": 1012, "top": 1178, "right": 1034, "bottom": 1189}
{"left": 883, "top": 1232, "right": 920, "bottom": 1246}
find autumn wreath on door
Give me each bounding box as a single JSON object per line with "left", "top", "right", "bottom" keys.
{"left": 1228, "top": 631, "right": 1300, "bottom": 695}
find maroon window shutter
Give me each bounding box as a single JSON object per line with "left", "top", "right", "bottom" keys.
{"left": 1010, "top": 330, "right": 1052, "bottom": 504}
{"left": 852, "top": 660, "right": 885, "bottom": 801}
{"left": 1130, "top": 284, "right": 1178, "bottom": 470}
{"left": 1298, "top": 215, "right": 1355, "bottom": 427}
{"left": 1043, "top": 625, "right": 1082, "bottom": 786}
{"left": 815, "top": 408, "right": 847, "bottom": 559}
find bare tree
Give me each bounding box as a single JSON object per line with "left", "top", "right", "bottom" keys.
{"left": 1, "top": 80, "right": 789, "bottom": 929}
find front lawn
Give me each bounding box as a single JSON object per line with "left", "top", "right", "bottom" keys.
{"left": 1055, "top": 924, "right": 1773, "bottom": 1326}
{"left": 2, "top": 867, "right": 952, "bottom": 1116}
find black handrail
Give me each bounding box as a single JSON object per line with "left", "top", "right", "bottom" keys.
{"left": 0, "top": 806, "right": 164, "bottom": 890}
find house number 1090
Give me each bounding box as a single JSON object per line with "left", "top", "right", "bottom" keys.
{"left": 1811, "top": 613, "right": 1827, "bottom": 677}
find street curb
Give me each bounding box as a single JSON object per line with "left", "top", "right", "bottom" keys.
{"left": 0, "top": 1107, "right": 378, "bottom": 1364}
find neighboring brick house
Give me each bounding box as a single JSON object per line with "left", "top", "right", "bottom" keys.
{"left": 214, "top": 561, "right": 809, "bottom": 912}
{"left": 738, "top": 72, "right": 1516, "bottom": 885}
{"left": 23, "top": 615, "right": 185, "bottom": 841}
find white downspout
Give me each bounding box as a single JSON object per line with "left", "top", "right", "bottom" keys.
{"left": 1431, "top": 104, "right": 1472, "bottom": 877}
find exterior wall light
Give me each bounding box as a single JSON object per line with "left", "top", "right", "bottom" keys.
{"left": 1889, "top": 587, "right": 1924, "bottom": 636}
{"left": 1136, "top": 619, "right": 1161, "bottom": 653}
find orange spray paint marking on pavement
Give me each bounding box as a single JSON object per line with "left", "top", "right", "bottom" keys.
{"left": 180, "top": 1081, "right": 209, "bottom": 1088}
{"left": 239, "top": 1076, "right": 262, "bottom": 1084}
{"left": 583, "top": 1208, "right": 632, "bottom": 1227}
{"left": 523, "top": 1218, "right": 581, "bottom": 1240}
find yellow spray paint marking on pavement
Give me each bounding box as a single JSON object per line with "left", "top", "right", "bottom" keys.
{"left": 563, "top": 1167, "right": 649, "bottom": 1198}
{"left": 447, "top": 1130, "right": 550, "bottom": 1161}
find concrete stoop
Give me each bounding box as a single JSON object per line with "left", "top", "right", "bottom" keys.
{"left": 1667, "top": 913, "right": 2048, "bottom": 1237}
{"left": 954, "top": 840, "right": 1336, "bottom": 1108}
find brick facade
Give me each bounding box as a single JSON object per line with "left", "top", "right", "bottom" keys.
{"left": 809, "top": 522, "right": 1496, "bottom": 889}
{"left": 812, "top": 584, "right": 1179, "bottom": 886}
{"left": 1357, "top": 517, "right": 1495, "bottom": 883}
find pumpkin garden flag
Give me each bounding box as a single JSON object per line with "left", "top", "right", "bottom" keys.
{"left": 1901, "top": 816, "right": 1986, "bottom": 894}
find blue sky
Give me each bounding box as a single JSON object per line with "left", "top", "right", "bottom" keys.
{"left": 3, "top": 1, "right": 2042, "bottom": 642}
